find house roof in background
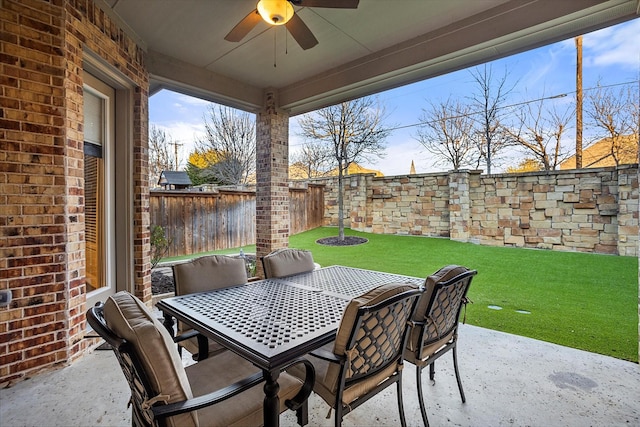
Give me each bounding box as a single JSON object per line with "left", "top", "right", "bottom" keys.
{"left": 560, "top": 134, "right": 639, "bottom": 169}
{"left": 158, "top": 170, "right": 193, "bottom": 186}
{"left": 289, "top": 162, "right": 383, "bottom": 179}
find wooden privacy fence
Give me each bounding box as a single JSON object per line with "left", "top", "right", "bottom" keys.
{"left": 150, "top": 183, "right": 325, "bottom": 257}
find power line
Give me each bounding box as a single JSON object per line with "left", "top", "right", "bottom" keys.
{"left": 375, "top": 80, "right": 639, "bottom": 134}
{"left": 155, "top": 79, "right": 639, "bottom": 150}
{"left": 288, "top": 79, "right": 639, "bottom": 149}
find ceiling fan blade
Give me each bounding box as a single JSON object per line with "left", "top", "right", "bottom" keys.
{"left": 285, "top": 14, "right": 319, "bottom": 50}
{"left": 224, "top": 10, "right": 262, "bottom": 42}
{"left": 290, "top": 0, "right": 359, "bottom": 8}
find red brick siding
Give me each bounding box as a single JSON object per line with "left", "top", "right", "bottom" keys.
{"left": 255, "top": 90, "right": 290, "bottom": 277}
{"left": 1, "top": 0, "right": 149, "bottom": 385}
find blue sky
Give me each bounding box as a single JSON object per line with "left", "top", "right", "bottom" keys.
{"left": 150, "top": 19, "right": 639, "bottom": 176}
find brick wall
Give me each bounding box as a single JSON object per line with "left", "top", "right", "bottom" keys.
{"left": 1, "top": 0, "right": 149, "bottom": 385}
{"left": 255, "top": 89, "right": 290, "bottom": 277}
{"left": 314, "top": 165, "right": 638, "bottom": 256}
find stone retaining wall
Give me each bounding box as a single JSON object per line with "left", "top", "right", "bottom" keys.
{"left": 308, "top": 164, "right": 638, "bottom": 256}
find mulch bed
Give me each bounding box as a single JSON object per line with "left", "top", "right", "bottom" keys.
{"left": 316, "top": 236, "right": 368, "bottom": 246}
{"left": 151, "top": 270, "right": 175, "bottom": 295}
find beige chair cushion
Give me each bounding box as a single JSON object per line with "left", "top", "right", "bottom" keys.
{"left": 173, "top": 255, "right": 248, "bottom": 357}
{"left": 177, "top": 333, "right": 227, "bottom": 358}
{"left": 411, "top": 265, "right": 470, "bottom": 323}
{"left": 405, "top": 265, "right": 470, "bottom": 357}
{"left": 173, "top": 255, "right": 248, "bottom": 295}
{"left": 334, "top": 282, "right": 417, "bottom": 355}
{"left": 262, "top": 249, "right": 315, "bottom": 278}
{"left": 104, "top": 291, "right": 197, "bottom": 427}
{"left": 318, "top": 283, "right": 416, "bottom": 399}
{"left": 404, "top": 330, "right": 455, "bottom": 365}
{"left": 305, "top": 342, "right": 400, "bottom": 407}
{"left": 189, "top": 351, "right": 304, "bottom": 426}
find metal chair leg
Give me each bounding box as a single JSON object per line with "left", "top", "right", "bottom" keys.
{"left": 416, "top": 365, "right": 430, "bottom": 427}
{"left": 452, "top": 344, "right": 466, "bottom": 403}
{"left": 397, "top": 376, "right": 407, "bottom": 427}
{"left": 296, "top": 401, "right": 309, "bottom": 426}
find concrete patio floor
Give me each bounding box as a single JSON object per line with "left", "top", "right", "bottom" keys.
{"left": 1, "top": 323, "right": 639, "bottom": 427}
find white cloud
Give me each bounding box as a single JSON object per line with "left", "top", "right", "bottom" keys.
{"left": 176, "top": 94, "right": 211, "bottom": 106}
{"left": 583, "top": 20, "right": 640, "bottom": 70}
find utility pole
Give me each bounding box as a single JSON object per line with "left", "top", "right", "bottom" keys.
{"left": 169, "top": 140, "right": 183, "bottom": 169}
{"left": 575, "top": 35, "right": 583, "bottom": 169}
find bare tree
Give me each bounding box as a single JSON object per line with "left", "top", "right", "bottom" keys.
{"left": 585, "top": 83, "right": 639, "bottom": 166}
{"left": 468, "top": 64, "right": 516, "bottom": 173}
{"left": 414, "top": 98, "right": 477, "bottom": 170}
{"left": 290, "top": 139, "right": 333, "bottom": 178}
{"left": 149, "top": 125, "right": 178, "bottom": 187}
{"left": 196, "top": 105, "right": 256, "bottom": 185}
{"left": 504, "top": 99, "right": 574, "bottom": 170}
{"left": 298, "top": 97, "right": 390, "bottom": 240}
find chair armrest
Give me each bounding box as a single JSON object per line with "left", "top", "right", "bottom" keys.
{"left": 409, "top": 319, "right": 430, "bottom": 347}
{"left": 172, "top": 329, "right": 200, "bottom": 344}
{"left": 281, "top": 357, "right": 315, "bottom": 411}
{"left": 309, "top": 348, "right": 343, "bottom": 363}
{"left": 173, "top": 330, "right": 210, "bottom": 361}
{"left": 151, "top": 371, "right": 264, "bottom": 419}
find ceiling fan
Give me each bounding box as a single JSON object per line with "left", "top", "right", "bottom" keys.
{"left": 224, "top": 0, "right": 359, "bottom": 50}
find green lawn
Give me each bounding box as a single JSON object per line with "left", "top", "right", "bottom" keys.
{"left": 163, "top": 227, "right": 639, "bottom": 362}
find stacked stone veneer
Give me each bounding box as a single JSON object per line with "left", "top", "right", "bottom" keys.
{"left": 314, "top": 165, "right": 638, "bottom": 256}
{"left": 1, "top": 0, "right": 149, "bottom": 386}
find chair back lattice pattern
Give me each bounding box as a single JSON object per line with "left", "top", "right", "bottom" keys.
{"left": 423, "top": 271, "right": 476, "bottom": 346}
{"left": 87, "top": 303, "right": 156, "bottom": 427}
{"left": 345, "top": 292, "right": 419, "bottom": 382}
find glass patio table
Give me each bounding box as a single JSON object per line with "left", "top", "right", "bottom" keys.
{"left": 156, "top": 265, "right": 423, "bottom": 427}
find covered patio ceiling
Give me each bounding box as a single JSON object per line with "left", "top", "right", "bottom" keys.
{"left": 100, "top": 0, "right": 639, "bottom": 115}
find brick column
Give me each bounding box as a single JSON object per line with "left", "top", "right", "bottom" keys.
{"left": 448, "top": 170, "right": 473, "bottom": 242}
{"left": 255, "top": 90, "right": 290, "bottom": 278}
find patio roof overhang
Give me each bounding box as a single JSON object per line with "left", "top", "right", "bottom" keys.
{"left": 99, "top": 0, "right": 639, "bottom": 116}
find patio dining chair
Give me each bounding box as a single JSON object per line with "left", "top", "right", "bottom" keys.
{"left": 172, "top": 255, "right": 248, "bottom": 360}
{"left": 404, "top": 265, "right": 477, "bottom": 427}
{"left": 86, "top": 291, "right": 315, "bottom": 427}
{"left": 290, "top": 283, "right": 422, "bottom": 427}
{"left": 261, "top": 248, "right": 316, "bottom": 279}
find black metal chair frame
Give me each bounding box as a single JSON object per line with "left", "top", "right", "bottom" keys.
{"left": 309, "top": 288, "right": 422, "bottom": 427}
{"left": 87, "top": 302, "right": 315, "bottom": 427}
{"left": 410, "top": 269, "right": 477, "bottom": 427}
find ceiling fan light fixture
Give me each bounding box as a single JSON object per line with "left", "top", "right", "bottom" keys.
{"left": 257, "top": 0, "right": 294, "bottom": 25}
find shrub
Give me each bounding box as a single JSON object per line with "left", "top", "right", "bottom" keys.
{"left": 150, "top": 225, "right": 171, "bottom": 269}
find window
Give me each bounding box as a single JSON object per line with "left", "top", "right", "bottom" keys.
{"left": 83, "top": 73, "right": 115, "bottom": 299}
